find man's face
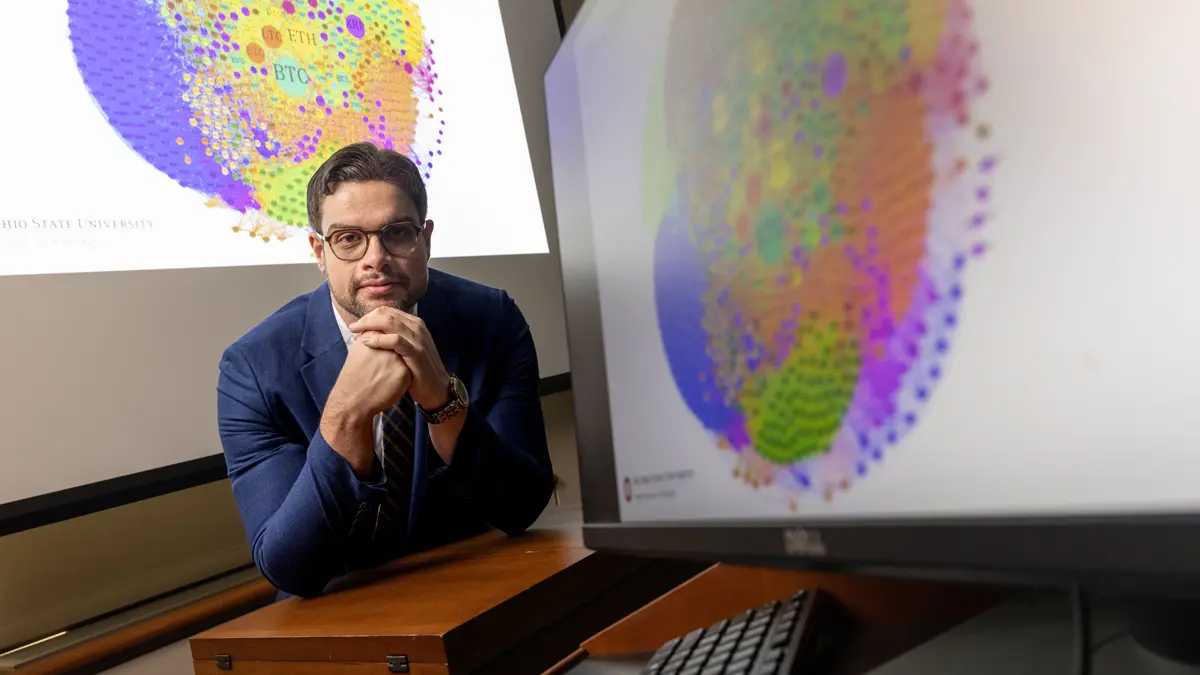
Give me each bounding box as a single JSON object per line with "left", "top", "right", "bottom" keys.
{"left": 308, "top": 180, "right": 433, "bottom": 320}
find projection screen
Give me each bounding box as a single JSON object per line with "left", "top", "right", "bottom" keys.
{"left": 0, "top": 0, "right": 569, "bottom": 534}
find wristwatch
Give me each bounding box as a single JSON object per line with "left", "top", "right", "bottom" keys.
{"left": 419, "top": 374, "right": 468, "bottom": 424}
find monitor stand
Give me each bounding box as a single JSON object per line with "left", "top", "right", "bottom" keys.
{"left": 1130, "top": 598, "right": 1200, "bottom": 667}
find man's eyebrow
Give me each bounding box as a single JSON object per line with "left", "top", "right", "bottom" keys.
{"left": 325, "top": 217, "right": 415, "bottom": 233}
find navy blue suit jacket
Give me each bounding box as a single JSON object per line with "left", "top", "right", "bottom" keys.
{"left": 216, "top": 269, "right": 554, "bottom": 598}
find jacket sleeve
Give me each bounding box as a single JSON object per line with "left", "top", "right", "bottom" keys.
{"left": 429, "top": 292, "right": 555, "bottom": 536}
{"left": 217, "top": 347, "right": 388, "bottom": 598}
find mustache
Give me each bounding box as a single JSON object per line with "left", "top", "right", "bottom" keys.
{"left": 354, "top": 274, "right": 409, "bottom": 289}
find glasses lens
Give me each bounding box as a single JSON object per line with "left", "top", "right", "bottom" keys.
{"left": 381, "top": 225, "right": 418, "bottom": 255}
{"left": 329, "top": 231, "right": 367, "bottom": 260}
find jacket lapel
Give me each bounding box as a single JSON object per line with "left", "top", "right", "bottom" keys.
{"left": 299, "top": 282, "right": 348, "bottom": 414}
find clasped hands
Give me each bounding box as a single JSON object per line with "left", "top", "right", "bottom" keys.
{"left": 331, "top": 307, "right": 452, "bottom": 418}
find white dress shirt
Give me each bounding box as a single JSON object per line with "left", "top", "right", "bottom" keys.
{"left": 331, "top": 299, "right": 417, "bottom": 463}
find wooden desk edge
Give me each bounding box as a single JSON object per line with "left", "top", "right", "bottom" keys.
{"left": 543, "top": 648, "right": 589, "bottom": 674}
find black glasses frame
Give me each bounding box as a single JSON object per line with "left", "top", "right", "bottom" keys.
{"left": 317, "top": 222, "right": 426, "bottom": 261}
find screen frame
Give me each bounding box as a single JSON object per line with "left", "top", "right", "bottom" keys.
{"left": 545, "top": 0, "right": 1200, "bottom": 594}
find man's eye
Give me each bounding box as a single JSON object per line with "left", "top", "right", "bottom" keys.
{"left": 334, "top": 232, "right": 363, "bottom": 245}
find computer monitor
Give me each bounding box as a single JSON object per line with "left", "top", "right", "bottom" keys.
{"left": 544, "top": 0, "right": 1200, "bottom": 592}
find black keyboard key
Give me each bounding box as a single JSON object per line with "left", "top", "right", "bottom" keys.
{"left": 768, "top": 630, "right": 791, "bottom": 648}
{"left": 663, "top": 655, "right": 688, "bottom": 672}
{"left": 725, "top": 657, "right": 752, "bottom": 675}
{"left": 646, "top": 658, "right": 672, "bottom": 674}
{"left": 707, "top": 653, "right": 732, "bottom": 670}
{"left": 679, "top": 628, "right": 704, "bottom": 650}
{"left": 754, "top": 660, "right": 781, "bottom": 675}
{"left": 686, "top": 643, "right": 711, "bottom": 660}
{"left": 717, "top": 632, "right": 741, "bottom": 649}
{"left": 649, "top": 638, "right": 679, "bottom": 664}
{"left": 656, "top": 661, "right": 681, "bottom": 675}
{"left": 731, "top": 646, "right": 757, "bottom": 663}
{"left": 747, "top": 619, "right": 772, "bottom": 634}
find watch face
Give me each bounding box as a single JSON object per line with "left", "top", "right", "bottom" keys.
{"left": 452, "top": 376, "right": 468, "bottom": 404}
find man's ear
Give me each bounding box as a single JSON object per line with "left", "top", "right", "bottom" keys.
{"left": 422, "top": 219, "right": 435, "bottom": 260}
{"left": 308, "top": 230, "right": 327, "bottom": 275}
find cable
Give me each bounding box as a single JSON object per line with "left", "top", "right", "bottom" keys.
{"left": 1090, "top": 630, "right": 1129, "bottom": 657}
{"left": 1071, "top": 585, "right": 1093, "bottom": 675}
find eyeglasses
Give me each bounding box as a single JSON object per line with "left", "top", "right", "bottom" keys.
{"left": 318, "top": 222, "right": 425, "bottom": 261}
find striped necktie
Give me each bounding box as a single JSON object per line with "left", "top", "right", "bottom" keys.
{"left": 374, "top": 393, "right": 417, "bottom": 547}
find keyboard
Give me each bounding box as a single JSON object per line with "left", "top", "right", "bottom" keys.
{"left": 640, "top": 590, "right": 824, "bottom": 675}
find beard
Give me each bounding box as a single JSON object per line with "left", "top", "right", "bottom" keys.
{"left": 332, "top": 270, "right": 423, "bottom": 319}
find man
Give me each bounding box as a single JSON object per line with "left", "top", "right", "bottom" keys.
{"left": 217, "top": 142, "right": 554, "bottom": 598}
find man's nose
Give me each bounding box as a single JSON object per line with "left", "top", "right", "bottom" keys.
{"left": 360, "top": 233, "right": 388, "bottom": 268}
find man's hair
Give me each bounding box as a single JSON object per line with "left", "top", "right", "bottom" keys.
{"left": 306, "top": 142, "right": 428, "bottom": 234}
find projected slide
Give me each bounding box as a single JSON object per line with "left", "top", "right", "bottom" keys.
{"left": 0, "top": 0, "right": 546, "bottom": 276}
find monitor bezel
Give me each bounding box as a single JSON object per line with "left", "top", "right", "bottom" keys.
{"left": 544, "top": 0, "right": 1200, "bottom": 594}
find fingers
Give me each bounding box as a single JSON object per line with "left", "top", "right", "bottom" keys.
{"left": 348, "top": 306, "right": 422, "bottom": 334}
{"left": 356, "top": 331, "right": 405, "bottom": 357}
{"left": 350, "top": 310, "right": 427, "bottom": 352}
{"left": 359, "top": 327, "right": 422, "bottom": 357}
{"left": 359, "top": 331, "right": 400, "bottom": 350}
{"left": 346, "top": 310, "right": 395, "bottom": 334}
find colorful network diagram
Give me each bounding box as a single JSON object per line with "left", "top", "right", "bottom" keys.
{"left": 67, "top": 0, "right": 444, "bottom": 241}
{"left": 645, "top": 0, "right": 996, "bottom": 506}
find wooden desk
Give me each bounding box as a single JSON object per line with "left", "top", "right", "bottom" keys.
{"left": 190, "top": 512, "right": 704, "bottom": 675}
